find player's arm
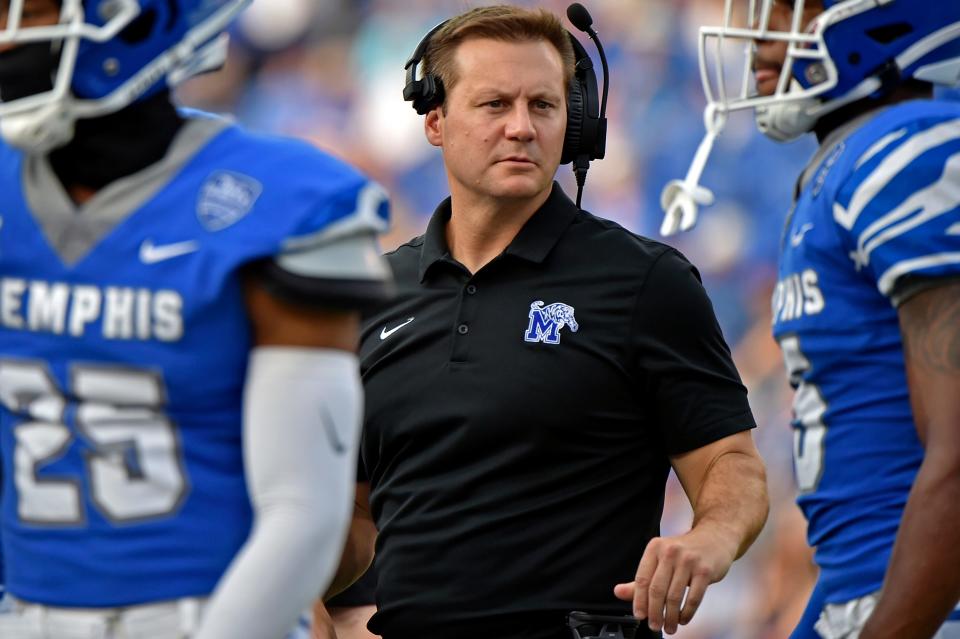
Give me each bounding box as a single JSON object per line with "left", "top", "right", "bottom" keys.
{"left": 195, "top": 282, "right": 364, "bottom": 639}
{"left": 615, "top": 431, "right": 768, "bottom": 635}
{"left": 195, "top": 179, "right": 392, "bottom": 639}
{"left": 860, "top": 279, "right": 960, "bottom": 639}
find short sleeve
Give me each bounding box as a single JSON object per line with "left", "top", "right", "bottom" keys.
{"left": 631, "top": 249, "right": 756, "bottom": 455}
{"left": 248, "top": 180, "right": 395, "bottom": 309}
{"left": 833, "top": 116, "right": 960, "bottom": 302}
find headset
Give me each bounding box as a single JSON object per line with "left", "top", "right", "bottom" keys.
{"left": 403, "top": 3, "right": 609, "bottom": 208}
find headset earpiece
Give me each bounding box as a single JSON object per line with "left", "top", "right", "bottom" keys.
{"left": 561, "top": 33, "right": 602, "bottom": 166}
{"left": 561, "top": 60, "right": 586, "bottom": 165}
{"left": 404, "top": 21, "right": 449, "bottom": 115}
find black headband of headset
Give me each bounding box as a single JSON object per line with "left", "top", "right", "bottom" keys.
{"left": 403, "top": 20, "right": 447, "bottom": 113}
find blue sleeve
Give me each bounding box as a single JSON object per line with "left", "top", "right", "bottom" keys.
{"left": 834, "top": 115, "right": 960, "bottom": 300}
{"left": 254, "top": 154, "right": 394, "bottom": 309}
{"left": 287, "top": 176, "right": 390, "bottom": 246}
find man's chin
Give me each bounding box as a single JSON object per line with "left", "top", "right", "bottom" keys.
{"left": 488, "top": 174, "right": 552, "bottom": 200}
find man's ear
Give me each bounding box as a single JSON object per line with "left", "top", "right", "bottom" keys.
{"left": 425, "top": 106, "right": 443, "bottom": 148}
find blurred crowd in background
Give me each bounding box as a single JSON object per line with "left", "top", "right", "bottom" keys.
{"left": 178, "top": 1, "right": 960, "bottom": 637}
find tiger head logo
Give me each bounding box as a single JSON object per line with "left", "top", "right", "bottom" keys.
{"left": 524, "top": 300, "right": 579, "bottom": 345}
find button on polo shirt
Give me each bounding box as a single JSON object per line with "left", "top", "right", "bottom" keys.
{"left": 359, "top": 183, "right": 756, "bottom": 637}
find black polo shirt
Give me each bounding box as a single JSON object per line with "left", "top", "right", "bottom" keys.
{"left": 359, "top": 183, "right": 756, "bottom": 639}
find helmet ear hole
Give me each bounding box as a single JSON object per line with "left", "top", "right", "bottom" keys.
{"left": 866, "top": 23, "right": 913, "bottom": 44}
{"left": 118, "top": 9, "right": 158, "bottom": 44}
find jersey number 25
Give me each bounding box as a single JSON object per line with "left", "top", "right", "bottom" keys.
{"left": 0, "top": 359, "right": 188, "bottom": 525}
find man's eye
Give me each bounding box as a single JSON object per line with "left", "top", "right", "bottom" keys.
{"left": 486, "top": 100, "right": 504, "bottom": 108}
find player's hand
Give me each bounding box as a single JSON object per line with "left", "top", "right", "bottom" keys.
{"left": 613, "top": 529, "right": 737, "bottom": 635}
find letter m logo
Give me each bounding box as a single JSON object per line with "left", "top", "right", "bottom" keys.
{"left": 524, "top": 300, "right": 578, "bottom": 345}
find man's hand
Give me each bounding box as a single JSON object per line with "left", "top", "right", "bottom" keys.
{"left": 615, "top": 431, "right": 768, "bottom": 634}
{"left": 614, "top": 526, "right": 738, "bottom": 634}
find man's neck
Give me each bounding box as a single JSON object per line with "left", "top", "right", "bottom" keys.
{"left": 445, "top": 186, "right": 552, "bottom": 274}
{"left": 49, "top": 91, "right": 184, "bottom": 206}
{"left": 814, "top": 81, "right": 934, "bottom": 144}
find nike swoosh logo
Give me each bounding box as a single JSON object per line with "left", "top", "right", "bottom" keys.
{"left": 790, "top": 223, "right": 815, "bottom": 247}
{"left": 140, "top": 239, "right": 200, "bottom": 264}
{"left": 380, "top": 317, "right": 415, "bottom": 340}
{"left": 320, "top": 405, "right": 348, "bottom": 455}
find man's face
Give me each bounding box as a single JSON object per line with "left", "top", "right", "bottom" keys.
{"left": 754, "top": 0, "right": 824, "bottom": 96}
{"left": 0, "top": 0, "right": 61, "bottom": 102}
{"left": 426, "top": 37, "right": 568, "bottom": 204}
{"left": 0, "top": 0, "right": 61, "bottom": 32}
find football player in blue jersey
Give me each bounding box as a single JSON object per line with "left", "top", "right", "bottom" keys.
{"left": 662, "top": 1, "right": 960, "bottom": 638}
{"left": 0, "top": 1, "right": 390, "bottom": 638}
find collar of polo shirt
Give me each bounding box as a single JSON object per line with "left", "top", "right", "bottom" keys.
{"left": 418, "top": 182, "right": 580, "bottom": 282}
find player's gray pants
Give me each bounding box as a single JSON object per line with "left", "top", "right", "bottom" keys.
{"left": 0, "top": 598, "right": 312, "bottom": 638}
{"left": 0, "top": 591, "right": 13, "bottom": 614}
{"left": 815, "top": 592, "right": 960, "bottom": 639}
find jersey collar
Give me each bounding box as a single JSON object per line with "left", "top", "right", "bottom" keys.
{"left": 418, "top": 182, "right": 579, "bottom": 282}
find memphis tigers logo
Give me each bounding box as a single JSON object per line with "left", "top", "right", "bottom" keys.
{"left": 524, "top": 300, "right": 579, "bottom": 345}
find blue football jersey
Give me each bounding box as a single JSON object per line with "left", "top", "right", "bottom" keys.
{"left": 0, "top": 113, "right": 390, "bottom": 607}
{"left": 772, "top": 99, "right": 960, "bottom": 603}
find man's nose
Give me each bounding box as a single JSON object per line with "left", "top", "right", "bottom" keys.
{"left": 504, "top": 104, "right": 536, "bottom": 141}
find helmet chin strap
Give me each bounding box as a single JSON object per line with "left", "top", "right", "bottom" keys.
{"left": 756, "top": 76, "right": 885, "bottom": 142}
{"left": 659, "top": 104, "right": 723, "bottom": 236}
{"left": 0, "top": 103, "right": 76, "bottom": 154}
{"left": 755, "top": 94, "right": 820, "bottom": 142}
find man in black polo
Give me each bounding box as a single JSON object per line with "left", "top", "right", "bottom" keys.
{"left": 357, "top": 6, "right": 769, "bottom": 639}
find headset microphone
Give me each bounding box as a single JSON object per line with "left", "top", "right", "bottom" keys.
{"left": 565, "top": 3, "right": 609, "bottom": 208}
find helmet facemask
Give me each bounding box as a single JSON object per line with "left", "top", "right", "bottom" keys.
{"left": 0, "top": 0, "right": 249, "bottom": 154}
{"left": 0, "top": 0, "right": 140, "bottom": 153}
{"left": 659, "top": 0, "right": 949, "bottom": 236}
{"left": 697, "top": 0, "right": 889, "bottom": 143}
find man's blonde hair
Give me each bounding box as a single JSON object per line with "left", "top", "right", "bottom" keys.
{"left": 423, "top": 5, "right": 577, "bottom": 110}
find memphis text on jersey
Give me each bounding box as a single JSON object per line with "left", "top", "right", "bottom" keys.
{"left": 0, "top": 277, "right": 183, "bottom": 342}
{"left": 773, "top": 268, "right": 825, "bottom": 323}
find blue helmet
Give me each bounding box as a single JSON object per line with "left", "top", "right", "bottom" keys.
{"left": 660, "top": 0, "right": 960, "bottom": 236}
{"left": 794, "top": 0, "right": 960, "bottom": 102}
{"left": 0, "top": 0, "right": 251, "bottom": 152}
{"left": 702, "top": 0, "right": 960, "bottom": 141}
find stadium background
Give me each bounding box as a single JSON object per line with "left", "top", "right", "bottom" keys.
{"left": 176, "top": 1, "right": 960, "bottom": 637}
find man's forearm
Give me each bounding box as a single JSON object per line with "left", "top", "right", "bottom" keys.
{"left": 861, "top": 454, "right": 960, "bottom": 638}
{"left": 623, "top": 440, "right": 769, "bottom": 634}
{"left": 690, "top": 450, "right": 769, "bottom": 559}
